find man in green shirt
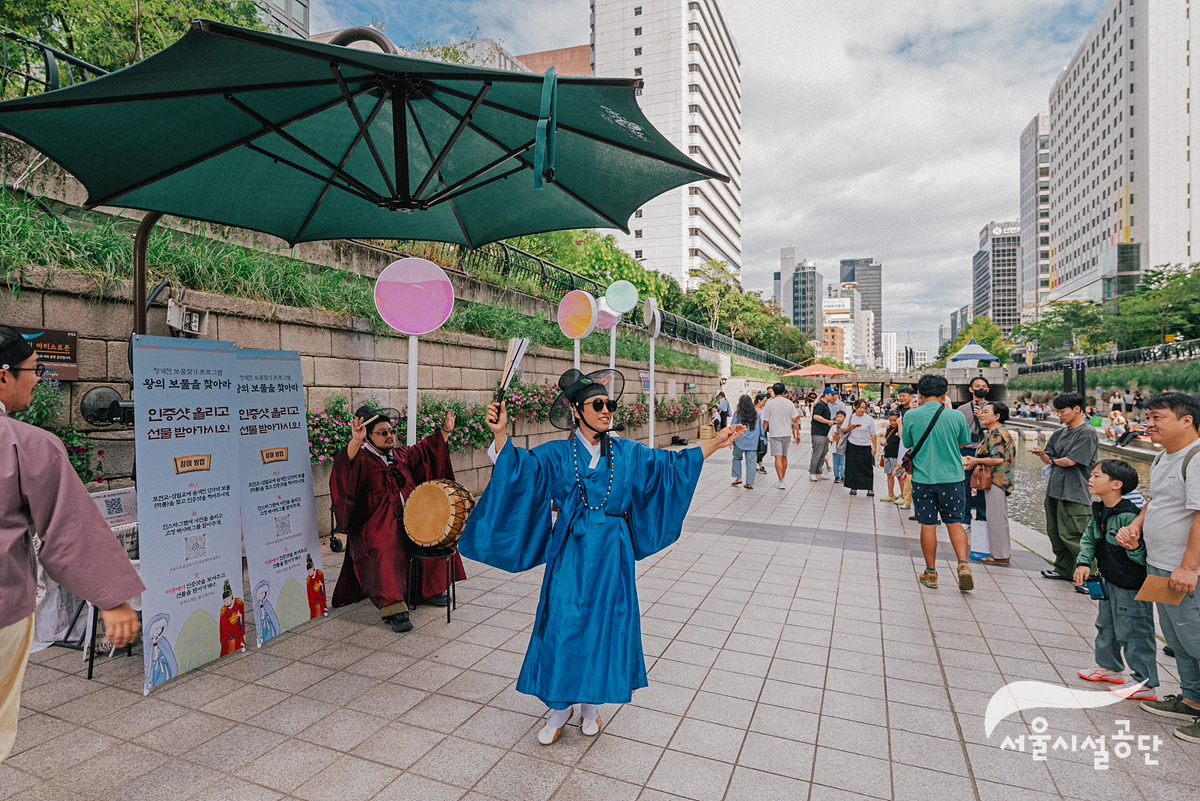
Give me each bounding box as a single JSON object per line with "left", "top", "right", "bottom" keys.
{"left": 902, "top": 375, "right": 973, "bottom": 591}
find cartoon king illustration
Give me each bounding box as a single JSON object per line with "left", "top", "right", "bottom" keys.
{"left": 219, "top": 579, "right": 246, "bottom": 655}
{"left": 306, "top": 554, "right": 327, "bottom": 618}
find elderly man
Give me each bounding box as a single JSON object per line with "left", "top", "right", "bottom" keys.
{"left": 1, "top": 325, "right": 144, "bottom": 762}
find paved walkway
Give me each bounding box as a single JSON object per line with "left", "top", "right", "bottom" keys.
{"left": 4, "top": 441, "right": 1199, "bottom": 801}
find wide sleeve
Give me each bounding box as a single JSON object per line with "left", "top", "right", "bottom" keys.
{"left": 396, "top": 432, "right": 455, "bottom": 501}
{"left": 628, "top": 443, "right": 705, "bottom": 560}
{"left": 26, "top": 437, "right": 144, "bottom": 610}
{"left": 329, "top": 446, "right": 353, "bottom": 532}
{"left": 458, "top": 441, "right": 557, "bottom": 572}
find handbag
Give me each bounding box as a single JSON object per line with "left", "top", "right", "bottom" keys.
{"left": 970, "top": 463, "right": 992, "bottom": 490}
{"left": 900, "top": 406, "right": 943, "bottom": 475}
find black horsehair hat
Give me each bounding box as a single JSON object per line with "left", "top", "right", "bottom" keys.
{"left": 548, "top": 368, "right": 625, "bottom": 431}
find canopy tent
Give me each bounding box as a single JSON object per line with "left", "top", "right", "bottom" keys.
{"left": 782, "top": 363, "right": 854, "bottom": 378}
{"left": 947, "top": 338, "right": 999, "bottom": 365}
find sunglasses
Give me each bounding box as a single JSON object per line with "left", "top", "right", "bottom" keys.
{"left": 371, "top": 428, "right": 395, "bottom": 438}
{"left": 7, "top": 363, "right": 46, "bottom": 378}
{"left": 587, "top": 398, "right": 618, "bottom": 413}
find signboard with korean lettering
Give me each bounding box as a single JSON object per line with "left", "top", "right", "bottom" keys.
{"left": 131, "top": 335, "right": 242, "bottom": 694}
{"left": 236, "top": 350, "right": 326, "bottom": 647}
{"left": 11, "top": 325, "right": 78, "bottom": 381}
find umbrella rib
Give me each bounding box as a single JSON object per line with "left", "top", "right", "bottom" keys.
{"left": 405, "top": 96, "right": 474, "bottom": 249}
{"left": 84, "top": 84, "right": 376, "bottom": 209}
{"left": 329, "top": 63, "right": 396, "bottom": 198}
{"left": 412, "top": 82, "right": 491, "bottom": 201}
{"left": 427, "top": 82, "right": 729, "bottom": 182}
{"left": 422, "top": 140, "right": 534, "bottom": 206}
{"left": 428, "top": 165, "right": 526, "bottom": 207}
{"left": 290, "top": 91, "right": 391, "bottom": 245}
{"left": 0, "top": 77, "right": 372, "bottom": 113}
{"left": 394, "top": 87, "right": 409, "bottom": 201}
{"left": 244, "top": 142, "right": 381, "bottom": 205}
{"left": 225, "top": 93, "right": 382, "bottom": 202}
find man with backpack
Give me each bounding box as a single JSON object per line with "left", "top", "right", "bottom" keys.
{"left": 904, "top": 375, "right": 974, "bottom": 591}
{"left": 1117, "top": 393, "right": 1200, "bottom": 743}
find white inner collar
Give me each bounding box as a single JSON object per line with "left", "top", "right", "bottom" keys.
{"left": 574, "top": 429, "right": 602, "bottom": 469}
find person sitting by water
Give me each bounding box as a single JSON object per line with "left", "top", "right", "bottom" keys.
{"left": 1105, "top": 409, "right": 1128, "bottom": 441}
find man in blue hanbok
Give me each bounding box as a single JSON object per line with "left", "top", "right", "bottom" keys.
{"left": 460, "top": 368, "right": 743, "bottom": 745}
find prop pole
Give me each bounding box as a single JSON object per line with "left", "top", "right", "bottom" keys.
{"left": 407, "top": 334, "right": 418, "bottom": 446}
{"left": 648, "top": 338, "right": 656, "bottom": 447}
{"left": 609, "top": 327, "right": 617, "bottom": 371}
{"left": 574, "top": 339, "right": 580, "bottom": 371}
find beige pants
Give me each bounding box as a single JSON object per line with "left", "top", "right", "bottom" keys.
{"left": 0, "top": 615, "right": 34, "bottom": 763}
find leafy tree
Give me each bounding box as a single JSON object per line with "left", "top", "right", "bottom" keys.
{"left": 2, "top": 0, "right": 266, "bottom": 71}
{"left": 1101, "top": 265, "right": 1200, "bottom": 348}
{"left": 688, "top": 259, "right": 739, "bottom": 331}
{"left": 1010, "top": 301, "right": 1107, "bottom": 361}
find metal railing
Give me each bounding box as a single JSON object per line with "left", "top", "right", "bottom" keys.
{"left": 1017, "top": 336, "right": 1200, "bottom": 375}
{"left": 392, "top": 239, "right": 797, "bottom": 369}
{"left": 1, "top": 26, "right": 107, "bottom": 100}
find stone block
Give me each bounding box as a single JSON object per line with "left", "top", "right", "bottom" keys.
{"left": 332, "top": 331, "right": 374, "bottom": 360}
{"left": 417, "top": 341, "right": 445, "bottom": 367}
{"left": 0, "top": 289, "right": 42, "bottom": 327}
{"left": 93, "top": 438, "right": 134, "bottom": 482}
{"left": 443, "top": 346, "right": 474, "bottom": 369}
{"left": 417, "top": 366, "right": 435, "bottom": 387}
{"left": 299, "top": 356, "right": 314, "bottom": 385}
{"left": 217, "top": 315, "right": 280, "bottom": 351}
{"left": 46, "top": 295, "right": 132, "bottom": 340}
{"left": 460, "top": 368, "right": 491, "bottom": 391}
{"left": 76, "top": 338, "right": 108, "bottom": 381}
{"left": 351, "top": 387, "right": 389, "bottom": 411}
{"left": 359, "top": 360, "right": 398, "bottom": 388}
{"left": 314, "top": 357, "right": 359, "bottom": 387}
{"left": 432, "top": 366, "right": 461, "bottom": 389}
{"left": 373, "top": 334, "right": 407, "bottom": 362}
{"left": 107, "top": 340, "right": 132, "bottom": 382}
{"left": 470, "top": 348, "right": 500, "bottom": 370}
{"left": 307, "top": 385, "right": 352, "bottom": 413}
{"left": 281, "top": 324, "right": 331, "bottom": 356}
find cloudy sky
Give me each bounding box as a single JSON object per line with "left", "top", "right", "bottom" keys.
{"left": 312, "top": 0, "right": 1104, "bottom": 355}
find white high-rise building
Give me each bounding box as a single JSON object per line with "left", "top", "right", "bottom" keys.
{"left": 914, "top": 350, "right": 929, "bottom": 368}
{"left": 591, "top": 0, "right": 743, "bottom": 289}
{"left": 1048, "top": 0, "right": 1198, "bottom": 303}
{"left": 1019, "top": 113, "right": 1051, "bottom": 322}
{"left": 881, "top": 332, "right": 897, "bottom": 373}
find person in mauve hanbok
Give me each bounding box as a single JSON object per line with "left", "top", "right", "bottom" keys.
{"left": 1, "top": 325, "right": 144, "bottom": 761}
{"left": 330, "top": 406, "right": 466, "bottom": 633}
{"left": 459, "top": 368, "right": 744, "bottom": 745}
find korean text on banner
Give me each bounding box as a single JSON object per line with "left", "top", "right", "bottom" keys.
{"left": 132, "top": 335, "right": 242, "bottom": 694}
{"left": 237, "top": 351, "right": 325, "bottom": 647}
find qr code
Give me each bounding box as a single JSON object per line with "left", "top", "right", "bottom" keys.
{"left": 274, "top": 514, "right": 291, "bottom": 539}
{"left": 184, "top": 533, "right": 207, "bottom": 561}
{"left": 104, "top": 497, "right": 124, "bottom": 517}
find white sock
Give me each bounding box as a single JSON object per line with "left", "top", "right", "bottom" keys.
{"left": 545, "top": 706, "right": 573, "bottom": 729}
{"left": 581, "top": 703, "right": 599, "bottom": 722}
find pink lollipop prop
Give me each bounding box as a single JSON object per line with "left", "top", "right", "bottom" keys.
{"left": 373, "top": 259, "right": 456, "bottom": 444}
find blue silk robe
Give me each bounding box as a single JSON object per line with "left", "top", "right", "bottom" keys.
{"left": 459, "top": 435, "right": 703, "bottom": 708}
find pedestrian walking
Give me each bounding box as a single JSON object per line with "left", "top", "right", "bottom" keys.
{"left": 1117, "top": 392, "right": 1200, "bottom": 743}
{"left": 962, "top": 401, "right": 1016, "bottom": 565}
{"left": 1034, "top": 392, "right": 1099, "bottom": 586}
{"left": 809, "top": 387, "right": 836, "bottom": 482}
{"left": 842, "top": 399, "right": 877, "bottom": 497}
{"left": 0, "top": 326, "right": 144, "bottom": 762}
{"left": 762, "top": 383, "right": 797, "bottom": 490}
{"left": 730, "top": 395, "right": 761, "bottom": 490}
{"left": 892, "top": 386, "right": 917, "bottom": 510}
{"left": 754, "top": 394, "right": 768, "bottom": 475}
{"left": 904, "top": 374, "right": 974, "bottom": 591}
{"left": 717, "top": 392, "right": 730, "bottom": 431}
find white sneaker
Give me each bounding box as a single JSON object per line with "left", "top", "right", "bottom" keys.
{"left": 810, "top": 476, "right": 819, "bottom": 482}
{"left": 775, "top": 481, "right": 786, "bottom": 490}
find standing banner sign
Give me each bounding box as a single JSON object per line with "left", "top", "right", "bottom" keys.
{"left": 132, "top": 335, "right": 241, "bottom": 695}
{"left": 236, "top": 350, "right": 326, "bottom": 647}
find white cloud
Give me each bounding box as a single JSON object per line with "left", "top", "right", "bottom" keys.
{"left": 312, "top": 0, "right": 1105, "bottom": 354}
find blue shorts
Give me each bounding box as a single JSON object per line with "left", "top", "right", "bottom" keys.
{"left": 912, "top": 481, "right": 966, "bottom": 526}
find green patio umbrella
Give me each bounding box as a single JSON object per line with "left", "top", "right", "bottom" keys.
{"left": 0, "top": 19, "right": 726, "bottom": 248}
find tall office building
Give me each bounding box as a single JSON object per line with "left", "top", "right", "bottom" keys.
{"left": 774, "top": 247, "right": 823, "bottom": 336}
{"left": 264, "top": 0, "right": 309, "bottom": 37}
{"left": 972, "top": 222, "right": 1021, "bottom": 336}
{"left": 823, "top": 283, "right": 874, "bottom": 368}
{"left": 1019, "top": 113, "right": 1051, "bottom": 322}
{"left": 938, "top": 325, "right": 952, "bottom": 348}
{"left": 592, "top": 0, "right": 743, "bottom": 289}
{"left": 839, "top": 258, "right": 881, "bottom": 358}
{"left": 881, "top": 332, "right": 897, "bottom": 373}
{"left": 1048, "top": 0, "right": 1198, "bottom": 303}
{"left": 957, "top": 304, "right": 972, "bottom": 337}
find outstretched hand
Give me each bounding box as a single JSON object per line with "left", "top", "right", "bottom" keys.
{"left": 441, "top": 408, "right": 456, "bottom": 441}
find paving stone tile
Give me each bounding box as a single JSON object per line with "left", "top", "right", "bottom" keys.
{"left": 455, "top": 706, "right": 539, "bottom": 749}
{"left": 292, "top": 755, "right": 400, "bottom": 801}
{"left": 473, "top": 752, "right": 572, "bottom": 801}
{"left": 646, "top": 749, "right": 733, "bottom": 801}
{"left": 375, "top": 774, "right": 465, "bottom": 801}
{"left": 724, "top": 766, "right": 810, "bottom": 801}
{"left": 811, "top": 746, "right": 891, "bottom": 798}
{"left": 684, "top": 692, "right": 756, "bottom": 729}
{"left": 605, "top": 706, "right": 682, "bottom": 747}
{"left": 297, "top": 708, "right": 388, "bottom": 751}
{"left": 234, "top": 739, "right": 340, "bottom": 793}
{"left": 577, "top": 734, "right": 665, "bottom": 785}
{"left": 199, "top": 683, "right": 291, "bottom": 722}
{"left": 246, "top": 694, "right": 338, "bottom": 735}
{"left": 408, "top": 735, "right": 506, "bottom": 788}
{"left": 346, "top": 680, "right": 427, "bottom": 716}
{"left": 348, "top": 721, "right": 445, "bottom": 769}
{"left": 548, "top": 769, "right": 640, "bottom": 801}
{"left": 5, "top": 715, "right": 77, "bottom": 758}
{"left": 736, "top": 731, "right": 815, "bottom": 779}
{"left": 186, "top": 777, "right": 284, "bottom": 801}
{"left": 399, "top": 695, "right": 482, "bottom": 734}
{"left": 667, "top": 718, "right": 745, "bottom": 763}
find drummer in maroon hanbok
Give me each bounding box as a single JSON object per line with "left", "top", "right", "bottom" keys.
{"left": 330, "top": 406, "right": 465, "bottom": 632}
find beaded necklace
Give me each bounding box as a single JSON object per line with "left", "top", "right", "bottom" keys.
{"left": 571, "top": 433, "right": 614, "bottom": 511}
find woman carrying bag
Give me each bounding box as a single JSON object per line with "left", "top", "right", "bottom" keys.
{"left": 842, "top": 399, "right": 877, "bottom": 497}
{"left": 962, "top": 401, "right": 1016, "bottom": 565}
{"left": 730, "top": 395, "right": 762, "bottom": 489}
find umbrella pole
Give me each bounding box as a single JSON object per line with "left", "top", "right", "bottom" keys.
{"left": 648, "top": 338, "right": 655, "bottom": 448}
{"left": 407, "top": 335, "right": 418, "bottom": 446}
{"left": 132, "top": 212, "right": 163, "bottom": 335}
{"left": 609, "top": 327, "right": 617, "bottom": 371}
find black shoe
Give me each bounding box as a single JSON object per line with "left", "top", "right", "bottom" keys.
{"left": 388, "top": 612, "right": 413, "bottom": 633}
{"left": 866, "top": 491, "right": 875, "bottom": 497}
{"left": 1041, "top": 569, "right": 1068, "bottom": 580}
{"left": 908, "top": 515, "right": 918, "bottom": 521}
{"left": 849, "top": 489, "right": 858, "bottom": 495}
{"left": 1165, "top": 645, "right": 1176, "bottom": 658}
{"left": 426, "top": 593, "right": 450, "bottom": 607}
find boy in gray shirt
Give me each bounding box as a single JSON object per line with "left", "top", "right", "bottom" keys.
{"left": 1119, "top": 393, "right": 1200, "bottom": 744}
